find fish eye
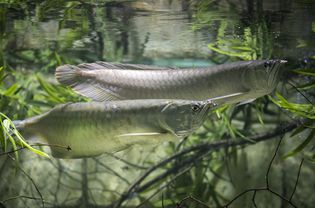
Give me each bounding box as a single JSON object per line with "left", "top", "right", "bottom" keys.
{"left": 191, "top": 104, "right": 201, "bottom": 112}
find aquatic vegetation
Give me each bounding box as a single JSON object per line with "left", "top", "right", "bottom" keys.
{"left": 0, "top": 113, "right": 49, "bottom": 159}
{"left": 207, "top": 25, "right": 272, "bottom": 60}
{"left": 0, "top": 63, "right": 87, "bottom": 159}
{"left": 193, "top": 0, "right": 272, "bottom": 61}
{"left": 270, "top": 66, "right": 315, "bottom": 159}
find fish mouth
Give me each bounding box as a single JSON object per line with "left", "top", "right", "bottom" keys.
{"left": 267, "top": 59, "right": 287, "bottom": 90}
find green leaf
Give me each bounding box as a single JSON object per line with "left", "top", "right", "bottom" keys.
{"left": 0, "top": 118, "right": 18, "bottom": 160}
{"left": 3, "top": 83, "right": 19, "bottom": 96}
{"left": 270, "top": 93, "right": 315, "bottom": 119}
{"left": 36, "top": 74, "right": 64, "bottom": 103}
{"left": 0, "top": 113, "right": 49, "bottom": 158}
{"left": 293, "top": 68, "right": 315, "bottom": 76}
{"left": 283, "top": 129, "right": 315, "bottom": 159}
{"left": 13, "top": 129, "right": 50, "bottom": 158}
{"left": 54, "top": 52, "right": 62, "bottom": 66}
{"left": 297, "top": 81, "right": 315, "bottom": 90}
{"left": 290, "top": 120, "right": 315, "bottom": 137}
{"left": 208, "top": 44, "right": 251, "bottom": 60}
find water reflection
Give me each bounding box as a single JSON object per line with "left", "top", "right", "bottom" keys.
{"left": 1, "top": 0, "right": 315, "bottom": 70}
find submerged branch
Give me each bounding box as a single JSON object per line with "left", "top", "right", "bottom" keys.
{"left": 222, "top": 135, "right": 304, "bottom": 208}
{"left": 114, "top": 121, "right": 299, "bottom": 207}
{"left": 7, "top": 155, "right": 45, "bottom": 208}
{"left": 0, "top": 143, "right": 69, "bottom": 157}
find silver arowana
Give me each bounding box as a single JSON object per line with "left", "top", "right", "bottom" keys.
{"left": 14, "top": 99, "right": 215, "bottom": 159}
{"left": 56, "top": 60, "right": 287, "bottom": 104}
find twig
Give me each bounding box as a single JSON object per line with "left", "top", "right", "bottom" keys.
{"left": 1, "top": 195, "right": 49, "bottom": 204}
{"left": 105, "top": 153, "right": 148, "bottom": 170}
{"left": 92, "top": 158, "right": 131, "bottom": 185}
{"left": 114, "top": 122, "right": 298, "bottom": 207}
{"left": 135, "top": 165, "right": 193, "bottom": 208}
{"left": 176, "top": 195, "right": 210, "bottom": 208}
{"left": 137, "top": 151, "right": 207, "bottom": 194}
{"left": 0, "top": 143, "right": 68, "bottom": 157}
{"left": 290, "top": 159, "right": 304, "bottom": 201}
{"left": 8, "top": 155, "right": 45, "bottom": 208}
{"left": 252, "top": 191, "right": 257, "bottom": 208}
{"left": 222, "top": 137, "right": 299, "bottom": 208}
{"left": 266, "top": 137, "right": 283, "bottom": 189}
{"left": 288, "top": 80, "right": 314, "bottom": 105}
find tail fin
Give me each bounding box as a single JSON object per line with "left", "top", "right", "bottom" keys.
{"left": 55, "top": 65, "right": 81, "bottom": 88}
{"left": 55, "top": 64, "right": 122, "bottom": 101}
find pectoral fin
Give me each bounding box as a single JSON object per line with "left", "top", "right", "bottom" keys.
{"left": 115, "top": 132, "right": 177, "bottom": 145}
{"left": 116, "top": 132, "right": 165, "bottom": 137}
{"left": 237, "top": 99, "right": 256, "bottom": 106}
{"left": 210, "top": 92, "right": 248, "bottom": 104}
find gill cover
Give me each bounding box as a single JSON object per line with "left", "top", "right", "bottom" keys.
{"left": 159, "top": 101, "right": 212, "bottom": 138}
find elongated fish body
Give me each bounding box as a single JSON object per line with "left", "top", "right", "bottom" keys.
{"left": 15, "top": 100, "right": 215, "bottom": 159}
{"left": 55, "top": 60, "right": 286, "bottom": 104}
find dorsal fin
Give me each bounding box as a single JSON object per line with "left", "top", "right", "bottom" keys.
{"left": 77, "top": 61, "right": 177, "bottom": 71}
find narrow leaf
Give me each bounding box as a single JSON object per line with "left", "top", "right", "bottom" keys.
{"left": 284, "top": 129, "right": 315, "bottom": 159}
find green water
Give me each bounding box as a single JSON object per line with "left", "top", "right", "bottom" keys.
{"left": 0, "top": 0, "right": 315, "bottom": 208}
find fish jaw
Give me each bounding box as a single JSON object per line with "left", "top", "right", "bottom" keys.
{"left": 242, "top": 59, "right": 287, "bottom": 97}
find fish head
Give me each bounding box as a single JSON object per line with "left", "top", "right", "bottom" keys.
{"left": 159, "top": 100, "right": 216, "bottom": 138}
{"left": 242, "top": 59, "right": 287, "bottom": 94}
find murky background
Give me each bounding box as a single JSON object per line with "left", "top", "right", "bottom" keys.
{"left": 0, "top": 0, "right": 315, "bottom": 207}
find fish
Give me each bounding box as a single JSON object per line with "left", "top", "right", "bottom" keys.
{"left": 14, "top": 99, "right": 216, "bottom": 159}
{"left": 55, "top": 60, "right": 287, "bottom": 104}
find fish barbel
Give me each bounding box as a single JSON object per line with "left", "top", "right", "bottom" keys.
{"left": 14, "top": 99, "right": 215, "bottom": 159}
{"left": 55, "top": 60, "right": 287, "bottom": 104}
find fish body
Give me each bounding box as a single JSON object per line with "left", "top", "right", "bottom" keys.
{"left": 15, "top": 99, "right": 215, "bottom": 158}
{"left": 56, "top": 60, "right": 286, "bottom": 104}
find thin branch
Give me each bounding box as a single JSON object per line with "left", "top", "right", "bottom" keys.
{"left": 135, "top": 165, "right": 193, "bottom": 208}
{"left": 1, "top": 195, "right": 49, "bottom": 204}
{"left": 266, "top": 137, "right": 283, "bottom": 189}
{"left": 8, "top": 156, "right": 45, "bottom": 208}
{"left": 223, "top": 188, "right": 264, "bottom": 207}
{"left": 176, "top": 195, "right": 210, "bottom": 208}
{"left": 104, "top": 153, "right": 148, "bottom": 170}
{"left": 288, "top": 80, "right": 314, "bottom": 105}
{"left": 0, "top": 143, "right": 69, "bottom": 157}
{"left": 114, "top": 122, "right": 298, "bottom": 207}
{"left": 290, "top": 159, "right": 304, "bottom": 201}
{"left": 222, "top": 135, "right": 300, "bottom": 208}
{"left": 92, "top": 158, "right": 131, "bottom": 185}
{"left": 252, "top": 191, "right": 257, "bottom": 208}
{"left": 267, "top": 189, "right": 297, "bottom": 208}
